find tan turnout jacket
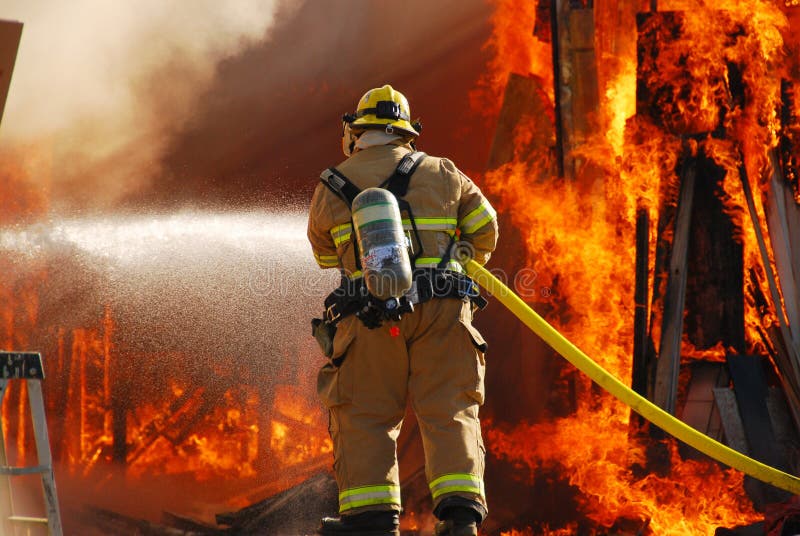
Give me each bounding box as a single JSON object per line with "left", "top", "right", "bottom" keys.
{"left": 308, "top": 142, "right": 498, "bottom": 276}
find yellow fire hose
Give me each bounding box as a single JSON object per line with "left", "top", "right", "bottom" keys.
{"left": 464, "top": 259, "right": 800, "bottom": 495}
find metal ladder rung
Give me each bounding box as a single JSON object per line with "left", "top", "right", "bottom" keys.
{"left": 9, "top": 515, "right": 48, "bottom": 524}
{"left": 0, "top": 465, "right": 49, "bottom": 476}
{"left": 0, "top": 352, "right": 63, "bottom": 536}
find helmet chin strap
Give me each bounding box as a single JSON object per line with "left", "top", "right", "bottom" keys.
{"left": 341, "top": 122, "right": 358, "bottom": 157}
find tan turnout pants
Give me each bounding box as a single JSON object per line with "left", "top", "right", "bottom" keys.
{"left": 317, "top": 297, "right": 487, "bottom": 516}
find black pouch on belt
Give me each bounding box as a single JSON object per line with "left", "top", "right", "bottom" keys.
{"left": 311, "top": 318, "right": 337, "bottom": 358}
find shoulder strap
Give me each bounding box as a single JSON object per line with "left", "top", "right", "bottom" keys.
{"left": 381, "top": 151, "right": 427, "bottom": 198}
{"left": 320, "top": 168, "right": 363, "bottom": 271}
{"left": 320, "top": 168, "right": 361, "bottom": 208}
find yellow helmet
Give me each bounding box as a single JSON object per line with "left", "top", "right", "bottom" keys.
{"left": 343, "top": 84, "right": 421, "bottom": 138}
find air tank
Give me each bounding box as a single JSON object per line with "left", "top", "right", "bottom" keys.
{"left": 351, "top": 188, "right": 413, "bottom": 300}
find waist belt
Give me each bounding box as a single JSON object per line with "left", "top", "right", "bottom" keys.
{"left": 323, "top": 269, "right": 487, "bottom": 325}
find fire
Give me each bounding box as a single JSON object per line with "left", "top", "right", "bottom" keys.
{"left": 476, "top": 0, "right": 794, "bottom": 532}
{"left": 0, "top": 287, "right": 330, "bottom": 504}
{"left": 681, "top": 339, "right": 728, "bottom": 363}
{"left": 0, "top": 143, "right": 51, "bottom": 225}
{"left": 470, "top": 0, "right": 553, "bottom": 119}
{"left": 487, "top": 403, "right": 757, "bottom": 533}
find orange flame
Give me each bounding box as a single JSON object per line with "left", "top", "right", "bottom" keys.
{"left": 470, "top": 0, "right": 553, "bottom": 119}
{"left": 476, "top": 0, "right": 793, "bottom": 531}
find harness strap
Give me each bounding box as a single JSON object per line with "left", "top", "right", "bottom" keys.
{"left": 381, "top": 152, "right": 427, "bottom": 265}
{"left": 380, "top": 151, "right": 427, "bottom": 197}
{"left": 321, "top": 168, "right": 361, "bottom": 208}
{"left": 320, "top": 151, "right": 428, "bottom": 269}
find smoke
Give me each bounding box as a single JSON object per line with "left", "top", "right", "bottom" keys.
{"left": 0, "top": 0, "right": 493, "bottom": 211}
{"left": 0, "top": 0, "right": 295, "bottom": 209}
{"left": 71, "top": 0, "right": 495, "bottom": 208}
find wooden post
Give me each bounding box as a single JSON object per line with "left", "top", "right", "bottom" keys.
{"left": 631, "top": 207, "right": 650, "bottom": 397}
{"left": 739, "top": 157, "right": 800, "bottom": 382}
{"left": 553, "top": 0, "right": 599, "bottom": 178}
{"left": 0, "top": 20, "right": 22, "bottom": 128}
{"left": 551, "top": 0, "right": 565, "bottom": 177}
{"left": 486, "top": 74, "right": 555, "bottom": 171}
{"left": 654, "top": 160, "right": 695, "bottom": 414}
{"left": 765, "top": 150, "right": 800, "bottom": 349}
{"left": 727, "top": 354, "right": 792, "bottom": 507}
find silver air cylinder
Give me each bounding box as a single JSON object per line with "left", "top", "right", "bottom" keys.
{"left": 351, "top": 188, "right": 413, "bottom": 300}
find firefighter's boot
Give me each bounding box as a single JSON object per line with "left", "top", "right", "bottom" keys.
{"left": 317, "top": 510, "right": 400, "bottom": 535}
{"left": 434, "top": 506, "right": 480, "bottom": 536}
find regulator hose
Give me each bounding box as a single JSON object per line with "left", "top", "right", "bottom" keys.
{"left": 464, "top": 259, "right": 800, "bottom": 495}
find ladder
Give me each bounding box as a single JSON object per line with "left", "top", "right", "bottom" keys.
{"left": 0, "top": 352, "right": 62, "bottom": 536}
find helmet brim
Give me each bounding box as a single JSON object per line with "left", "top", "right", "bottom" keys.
{"left": 351, "top": 117, "right": 419, "bottom": 137}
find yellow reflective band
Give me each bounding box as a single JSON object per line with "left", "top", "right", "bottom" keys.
{"left": 401, "top": 217, "right": 457, "bottom": 232}
{"left": 429, "top": 473, "right": 484, "bottom": 500}
{"left": 459, "top": 202, "right": 497, "bottom": 235}
{"left": 346, "top": 270, "right": 363, "bottom": 280}
{"left": 414, "top": 258, "right": 465, "bottom": 273}
{"left": 314, "top": 252, "right": 339, "bottom": 268}
{"left": 431, "top": 485, "right": 484, "bottom": 499}
{"left": 339, "top": 484, "right": 401, "bottom": 512}
{"left": 330, "top": 223, "right": 353, "bottom": 247}
{"left": 333, "top": 219, "right": 457, "bottom": 246}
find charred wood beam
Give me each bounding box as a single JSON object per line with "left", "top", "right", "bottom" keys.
{"left": 765, "top": 324, "right": 800, "bottom": 430}
{"left": 126, "top": 387, "right": 205, "bottom": 464}
{"left": 727, "top": 354, "right": 792, "bottom": 507}
{"left": 654, "top": 159, "right": 696, "bottom": 414}
{"left": 713, "top": 387, "right": 749, "bottom": 455}
{"left": 646, "top": 198, "right": 674, "bottom": 401}
{"left": 766, "top": 150, "right": 800, "bottom": 348}
{"left": 223, "top": 456, "right": 331, "bottom": 508}
{"left": 631, "top": 207, "right": 650, "bottom": 424}
{"left": 161, "top": 512, "right": 224, "bottom": 535}
{"left": 486, "top": 74, "right": 554, "bottom": 171}
{"left": 552, "top": 0, "right": 599, "bottom": 178}
{"left": 714, "top": 522, "right": 766, "bottom": 536}
{"left": 751, "top": 267, "right": 800, "bottom": 429}
{"left": 780, "top": 80, "right": 799, "bottom": 200}
{"left": 766, "top": 386, "right": 800, "bottom": 475}
{"left": 166, "top": 382, "right": 232, "bottom": 446}
{"left": 550, "top": 0, "right": 565, "bottom": 177}
{"left": 111, "top": 349, "right": 129, "bottom": 465}
{"left": 216, "top": 472, "right": 337, "bottom": 534}
{"left": 739, "top": 155, "right": 800, "bottom": 382}
{"left": 85, "top": 507, "right": 211, "bottom": 536}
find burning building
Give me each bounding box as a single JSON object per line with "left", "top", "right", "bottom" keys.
{"left": 1, "top": 0, "right": 800, "bottom": 535}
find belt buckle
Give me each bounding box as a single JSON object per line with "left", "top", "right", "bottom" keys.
{"left": 325, "top": 303, "right": 342, "bottom": 323}
{"left": 405, "top": 280, "right": 420, "bottom": 305}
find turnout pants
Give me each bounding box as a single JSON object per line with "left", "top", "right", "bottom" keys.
{"left": 317, "top": 297, "right": 488, "bottom": 516}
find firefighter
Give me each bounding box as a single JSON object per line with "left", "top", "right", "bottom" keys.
{"left": 308, "top": 84, "right": 498, "bottom": 536}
